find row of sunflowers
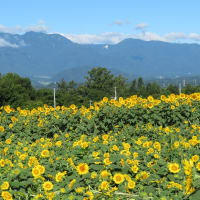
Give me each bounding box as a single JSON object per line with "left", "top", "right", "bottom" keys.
{"left": 0, "top": 93, "right": 200, "bottom": 199}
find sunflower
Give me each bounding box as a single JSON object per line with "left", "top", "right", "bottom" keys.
{"left": 91, "top": 172, "right": 97, "bottom": 179}
{"left": 85, "top": 191, "right": 94, "bottom": 200}
{"left": 76, "top": 163, "right": 89, "bottom": 175}
{"left": 174, "top": 141, "right": 179, "bottom": 148}
{"left": 140, "top": 171, "right": 149, "bottom": 180}
{"left": 100, "top": 170, "right": 109, "bottom": 179}
{"left": 56, "top": 172, "right": 66, "bottom": 182}
{"left": 36, "top": 165, "right": 45, "bottom": 175}
{"left": 1, "top": 191, "right": 13, "bottom": 200}
{"left": 46, "top": 192, "right": 55, "bottom": 199}
{"left": 40, "top": 149, "right": 50, "bottom": 158}
{"left": 32, "top": 167, "right": 41, "bottom": 178}
{"left": 70, "top": 104, "right": 76, "bottom": 110}
{"left": 171, "top": 105, "right": 175, "bottom": 110}
{"left": 0, "top": 126, "right": 5, "bottom": 132}
{"left": 133, "top": 152, "right": 138, "bottom": 159}
{"left": 43, "top": 181, "right": 53, "bottom": 191}
{"left": 68, "top": 179, "right": 76, "bottom": 189}
{"left": 113, "top": 173, "right": 124, "bottom": 184}
{"left": 192, "top": 155, "right": 199, "bottom": 163}
{"left": 103, "top": 158, "right": 112, "bottom": 166}
{"left": 1, "top": 182, "right": 9, "bottom": 190}
{"left": 112, "top": 145, "right": 119, "bottom": 151}
{"left": 131, "top": 165, "right": 139, "bottom": 173}
{"left": 99, "top": 181, "right": 109, "bottom": 190}
{"left": 102, "top": 134, "right": 109, "bottom": 141}
{"left": 148, "top": 103, "right": 153, "bottom": 109}
{"left": 75, "top": 187, "right": 84, "bottom": 193}
{"left": 60, "top": 188, "right": 65, "bottom": 193}
{"left": 102, "top": 97, "right": 108, "bottom": 103}
{"left": 55, "top": 141, "right": 62, "bottom": 147}
{"left": 92, "top": 151, "right": 99, "bottom": 158}
{"left": 168, "top": 163, "right": 180, "bottom": 173}
{"left": 196, "top": 162, "right": 200, "bottom": 171}
{"left": 127, "top": 180, "right": 136, "bottom": 189}
{"left": 154, "top": 154, "right": 159, "bottom": 159}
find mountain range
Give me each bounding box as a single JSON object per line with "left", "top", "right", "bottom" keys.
{"left": 1, "top": 31, "right": 200, "bottom": 85}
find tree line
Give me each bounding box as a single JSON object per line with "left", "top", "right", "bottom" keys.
{"left": 1, "top": 67, "right": 200, "bottom": 109}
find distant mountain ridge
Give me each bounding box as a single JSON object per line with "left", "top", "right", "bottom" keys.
{"left": 1, "top": 31, "right": 200, "bottom": 84}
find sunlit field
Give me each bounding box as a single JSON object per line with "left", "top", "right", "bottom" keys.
{"left": 0, "top": 93, "right": 200, "bottom": 200}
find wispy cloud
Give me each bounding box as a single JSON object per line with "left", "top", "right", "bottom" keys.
{"left": 0, "top": 25, "right": 22, "bottom": 34}
{"left": 189, "top": 33, "right": 200, "bottom": 41}
{"left": 61, "top": 32, "right": 166, "bottom": 44}
{"left": 1, "top": 22, "right": 200, "bottom": 45}
{"left": 111, "top": 19, "right": 131, "bottom": 26}
{"left": 164, "top": 32, "right": 187, "bottom": 41}
{"left": 61, "top": 31, "right": 200, "bottom": 44}
{"left": 0, "top": 21, "right": 48, "bottom": 34}
{"left": 135, "top": 23, "right": 148, "bottom": 30}
{"left": 61, "top": 32, "right": 131, "bottom": 44}
{"left": 111, "top": 20, "right": 124, "bottom": 26}
{"left": 23, "top": 20, "right": 48, "bottom": 33}
{"left": 135, "top": 32, "right": 167, "bottom": 42}
{"left": 0, "top": 38, "right": 18, "bottom": 48}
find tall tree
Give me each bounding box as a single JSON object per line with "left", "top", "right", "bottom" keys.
{"left": 129, "top": 79, "right": 137, "bottom": 95}
{"left": 166, "top": 84, "right": 179, "bottom": 94}
{"left": 137, "top": 77, "right": 146, "bottom": 97}
{"left": 182, "top": 84, "right": 196, "bottom": 94}
{"left": 84, "top": 67, "right": 116, "bottom": 101}
{"left": 0, "top": 73, "right": 35, "bottom": 108}
{"left": 145, "top": 82, "right": 161, "bottom": 98}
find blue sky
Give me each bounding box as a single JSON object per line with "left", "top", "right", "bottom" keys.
{"left": 1, "top": 0, "right": 200, "bottom": 44}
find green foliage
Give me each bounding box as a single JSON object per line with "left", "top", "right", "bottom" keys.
{"left": 1, "top": 68, "right": 200, "bottom": 109}
{"left": 0, "top": 73, "right": 35, "bottom": 108}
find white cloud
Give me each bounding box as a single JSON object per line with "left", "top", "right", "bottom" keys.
{"left": 1, "top": 22, "right": 200, "bottom": 45}
{"left": 189, "top": 33, "right": 200, "bottom": 41}
{"left": 136, "top": 23, "right": 148, "bottom": 30}
{"left": 164, "top": 32, "right": 187, "bottom": 41}
{"left": 0, "top": 21, "right": 48, "bottom": 34}
{"left": 136, "top": 32, "right": 167, "bottom": 42}
{"left": 61, "top": 32, "right": 132, "bottom": 44}
{"left": 0, "top": 25, "right": 22, "bottom": 34}
{"left": 23, "top": 21, "right": 48, "bottom": 33}
{"left": 60, "top": 31, "right": 200, "bottom": 44}
{"left": 111, "top": 19, "right": 131, "bottom": 26}
{"left": 111, "top": 20, "right": 124, "bottom": 26}
{"left": 0, "top": 38, "right": 18, "bottom": 48}
{"left": 61, "top": 32, "right": 168, "bottom": 44}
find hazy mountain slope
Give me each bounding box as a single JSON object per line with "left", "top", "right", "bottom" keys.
{"left": 1, "top": 31, "right": 200, "bottom": 83}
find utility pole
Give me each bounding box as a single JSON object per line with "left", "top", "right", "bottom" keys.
{"left": 114, "top": 87, "right": 117, "bottom": 100}
{"left": 89, "top": 100, "right": 92, "bottom": 107}
{"left": 183, "top": 79, "right": 186, "bottom": 87}
{"left": 54, "top": 88, "right": 56, "bottom": 109}
{"left": 179, "top": 83, "right": 182, "bottom": 94}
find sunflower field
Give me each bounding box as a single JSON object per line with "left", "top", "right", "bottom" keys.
{"left": 0, "top": 93, "right": 200, "bottom": 200}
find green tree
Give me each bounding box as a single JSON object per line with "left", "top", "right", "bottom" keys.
{"left": 84, "top": 67, "right": 116, "bottom": 101}
{"left": 0, "top": 73, "right": 35, "bottom": 108}
{"left": 166, "top": 84, "right": 179, "bottom": 94}
{"left": 182, "top": 84, "right": 196, "bottom": 94}
{"left": 137, "top": 77, "right": 146, "bottom": 97}
{"left": 113, "top": 75, "right": 129, "bottom": 98}
{"left": 145, "top": 82, "right": 161, "bottom": 98}
{"left": 129, "top": 79, "right": 137, "bottom": 95}
{"left": 36, "top": 88, "right": 54, "bottom": 106}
